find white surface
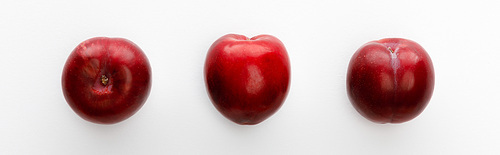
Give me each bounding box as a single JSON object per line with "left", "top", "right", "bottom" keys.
{"left": 1, "top": 0, "right": 499, "bottom": 154}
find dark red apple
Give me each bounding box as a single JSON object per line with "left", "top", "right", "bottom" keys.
{"left": 62, "top": 37, "right": 152, "bottom": 124}
{"left": 347, "top": 38, "right": 434, "bottom": 124}
{"left": 204, "top": 34, "right": 291, "bottom": 125}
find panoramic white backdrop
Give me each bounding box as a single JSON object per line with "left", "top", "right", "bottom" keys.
{"left": 0, "top": 0, "right": 499, "bottom": 154}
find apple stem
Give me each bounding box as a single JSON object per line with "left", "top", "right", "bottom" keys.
{"left": 388, "top": 47, "right": 394, "bottom": 53}
{"left": 101, "top": 75, "right": 109, "bottom": 86}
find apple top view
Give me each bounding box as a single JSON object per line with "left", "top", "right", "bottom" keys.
{"left": 204, "top": 34, "right": 291, "bottom": 125}
{"left": 346, "top": 38, "right": 434, "bottom": 124}
{"left": 61, "top": 37, "right": 152, "bottom": 124}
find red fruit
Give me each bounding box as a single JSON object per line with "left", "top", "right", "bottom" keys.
{"left": 204, "top": 34, "right": 291, "bottom": 125}
{"left": 62, "top": 37, "right": 152, "bottom": 124}
{"left": 347, "top": 38, "right": 434, "bottom": 123}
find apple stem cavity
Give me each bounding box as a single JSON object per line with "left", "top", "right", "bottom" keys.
{"left": 101, "top": 75, "right": 109, "bottom": 86}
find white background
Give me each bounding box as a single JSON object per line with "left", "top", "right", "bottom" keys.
{"left": 1, "top": 0, "right": 499, "bottom": 154}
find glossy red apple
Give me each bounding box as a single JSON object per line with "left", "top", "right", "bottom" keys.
{"left": 204, "top": 34, "right": 291, "bottom": 125}
{"left": 62, "top": 37, "right": 152, "bottom": 124}
{"left": 347, "top": 38, "right": 434, "bottom": 124}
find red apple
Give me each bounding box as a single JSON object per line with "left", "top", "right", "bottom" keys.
{"left": 346, "top": 38, "right": 434, "bottom": 124}
{"left": 62, "top": 37, "right": 152, "bottom": 124}
{"left": 204, "top": 34, "right": 291, "bottom": 125}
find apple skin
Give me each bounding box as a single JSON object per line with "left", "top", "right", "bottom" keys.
{"left": 346, "top": 38, "right": 434, "bottom": 124}
{"left": 62, "top": 37, "right": 152, "bottom": 124}
{"left": 204, "top": 34, "right": 291, "bottom": 125}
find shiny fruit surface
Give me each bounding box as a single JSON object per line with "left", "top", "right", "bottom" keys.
{"left": 62, "top": 37, "right": 151, "bottom": 124}
{"left": 204, "top": 34, "right": 291, "bottom": 125}
{"left": 347, "top": 38, "right": 434, "bottom": 123}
